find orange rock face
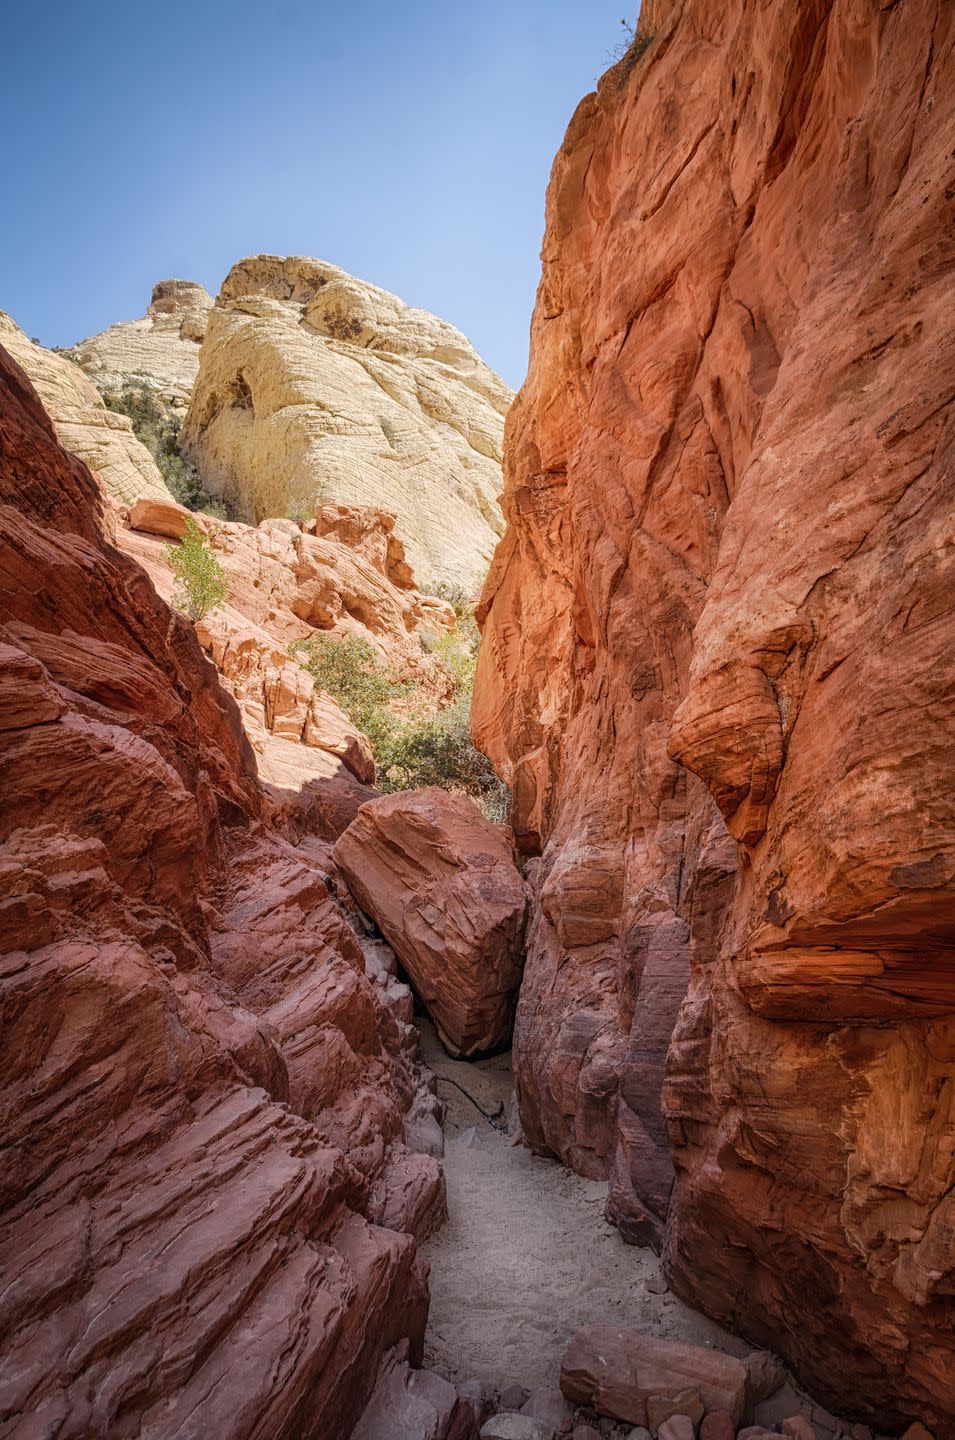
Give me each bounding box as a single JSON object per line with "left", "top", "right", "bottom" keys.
{"left": 334, "top": 789, "right": 528, "bottom": 1057}
{"left": 120, "top": 498, "right": 455, "bottom": 798}
{"left": 474, "top": 2, "right": 954, "bottom": 1432}
{"left": 0, "top": 344, "right": 445, "bottom": 1437}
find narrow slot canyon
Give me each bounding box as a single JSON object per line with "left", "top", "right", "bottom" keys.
{"left": 417, "top": 1019, "right": 751, "bottom": 1392}
{"left": 0, "top": 1, "right": 953, "bottom": 1438}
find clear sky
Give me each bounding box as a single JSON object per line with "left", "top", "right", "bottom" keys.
{"left": 4, "top": 1, "right": 633, "bottom": 391}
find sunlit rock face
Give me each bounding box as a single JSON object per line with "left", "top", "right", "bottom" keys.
{"left": 69, "top": 277, "right": 214, "bottom": 410}
{"left": 119, "top": 496, "right": 455, "bottom": 798}
{"left": 473, "top": 1, "right": 955, "bottom": 1431}
{"left": 0, "top": 310, "right": 175, "bottom": 505}
{"left": 0, "top": 341, "right": 445, "bottom": 1438}
{"left": 181, "top": 253, "right": 512, "bottom": 588}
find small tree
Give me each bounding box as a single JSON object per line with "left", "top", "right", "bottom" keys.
{"left": 166, "top": 518, "right": 227, "bottom": 621}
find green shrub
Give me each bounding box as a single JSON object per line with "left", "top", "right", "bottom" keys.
{"left": 431, "top": 580, "right": 472, "bottom": 622}
{"left": 377, "top": 694, "right": 509, "bottom": 821}
{"left": 293, "top": 621, "right": 509, "bottom": 823}
{"left": 166, "top": 518, "right": 228, "bottom": 621}
{"left": 104, "top": 384, "right": 233, "bottom": 517}
{"left": 425, "top": 626, "right": 478, "bottom": 692}
{"left": 285, "top": 502, "right": 314, "bottom": 527}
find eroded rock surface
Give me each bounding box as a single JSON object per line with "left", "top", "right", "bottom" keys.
{"left": 181, "top": 254, "right": 512, "bottom": 586}
{"left": 69, "top": 278, "right": 213, "bottom": 410}
{"left": 473, "top": 1, "right": 954, "bottom": 1431}
{"left": 0, "top": 341, "right": 444, "bottom": 1437}
{"left": 334, "top": 788, "right": 527, "bottom": 1056}
{"left": 119, "top": 497, "right": 454, "bottom": 795}
{"left": 0, "top": 310, "right": 174, "bottom": 505}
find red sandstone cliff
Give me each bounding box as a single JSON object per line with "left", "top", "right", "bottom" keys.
{"left": 0, "top": 344, "right": 445, "bottom": 1436}
{"left": 473, "top": 1, "right": 954, "bottom": 1432}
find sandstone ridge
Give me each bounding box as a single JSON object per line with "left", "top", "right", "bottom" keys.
{"left": 0, "top": 340, "right": 449, "bottom": 1438}
{"left": 182, "top": 254, "right": 512, "bottom": 587}
{"left": 69, "top": 278, "right": 213, "bottom": 410}
{"left": 0, "top": 310, "right": 174, "bottom": 506}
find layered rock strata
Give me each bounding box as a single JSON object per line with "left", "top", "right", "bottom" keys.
{"left": 473, "top": 1, "right": 955, "bottom": 1432}
{"left": 0, "top": 311, "right": 174, "bottom": 505}
{"left": 181, "top": 254, "right": 512, "bottom": 587}
{"left": 0, "top": 342, "right": 444, "bottom": 1437}
{"left": 334, "top": 788, "right": 528, "bottom": 1056}
{"left": 69, "top": 278, "right": 213, "bottom": 410}
{"left": 119, "top": 497, "right": 455, "bottom": 794}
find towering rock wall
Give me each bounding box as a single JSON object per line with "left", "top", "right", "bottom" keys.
{"left": 182, "top": 255, "right": 512, "bottom": 588}
{"left": 0, "top": 343, "right": 445, "bottom": 1437}
{"left": 473, "top": 1, "right": 954, "bottom": 1432}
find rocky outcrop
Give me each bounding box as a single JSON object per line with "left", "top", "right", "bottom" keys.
{"left": 473, "top": 1, "right": 954, "bottom": 1432}
{"left": 119, "top": 497, "right": 455, "bottom": 794}
{"left": 69, "top": 278, "right": 213, "bottom": 410}
{"left": 0, "top": 311, "right": 174, "bottom": 505}
{"left": 0, "top": 341, "right": 445, "bottom": 1436}
{"left": 334, "top": 789, "right": 527, "bottom": 1056}
{"left": 181, "top": 254, "right": 512, "bottom": 587}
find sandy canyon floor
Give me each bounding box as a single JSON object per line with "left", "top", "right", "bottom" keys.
{"left": 418, "top": 1020, "right": 750, "bottom": 1393}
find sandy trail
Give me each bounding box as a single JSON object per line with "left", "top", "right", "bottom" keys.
{"left": 418, "top": 1019, "right": 749, "bottom": 1393}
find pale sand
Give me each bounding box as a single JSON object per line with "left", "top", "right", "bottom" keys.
{"left": 418, "top": 1018, "right": 749, "bottom": 1394}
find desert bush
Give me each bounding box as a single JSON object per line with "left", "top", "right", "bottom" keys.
{"left": 294, "top": 632, "right": 405, "bottom": 753}
{"left": 378, "top": 694, "right": 509, "bottom": 820}
{"left": 104, "top": 385, "right": 232, "bottom": 518}
{"left": 293, "top": 619, "right": 509, "bottom": 822}
{"left": 166, "top": 518, "right": 228, "bottom": 621}
{"left": 430, "top": 580, "right": 472, "bottom": 622}
{"left": 609, "top": 19, "right": 653, "bottom": 79}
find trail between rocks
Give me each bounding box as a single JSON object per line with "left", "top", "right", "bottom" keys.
{"left": 418, "top": 1019, "right": 749, "bottom": 1392}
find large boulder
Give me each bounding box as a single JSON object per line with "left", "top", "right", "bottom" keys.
{"left": 181, "top": 253, "right": 512, "bottom": 588}
{"left": 559, "top": 1327, "right": 747, "bottom": 1427}
{"left": 334, "top": 788, "right": 527, "bottom": 1056}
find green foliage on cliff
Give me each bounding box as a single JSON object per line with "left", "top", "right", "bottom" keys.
{"left": 294, "top": 609, "right": 509, "bottom": 822}
{"left": 104, "top": 385, "right": 231, "bottom": 519}
{"left": 165, "top": 518, "right": 228, "bottom": 622}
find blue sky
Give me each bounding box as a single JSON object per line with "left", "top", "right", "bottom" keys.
{"left": 4, "top": 2, "right": 633, "bottom": 390}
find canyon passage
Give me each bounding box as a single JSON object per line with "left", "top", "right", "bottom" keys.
{"left": 0, "top": 2, "right": 953, "bottom": 1439}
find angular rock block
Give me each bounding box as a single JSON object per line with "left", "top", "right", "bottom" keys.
{"left": 335, "top": 787, "right": 527, "bottom": 1056}
{"left": 560, "top": 1327, "right": 747, "bottom": 1426}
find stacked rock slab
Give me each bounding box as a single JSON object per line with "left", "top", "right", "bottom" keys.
{"left": 0, "top": 342, "right": 445, "bottom": 1437}
{"left": 0, "top": 310, "right": 174, "bottom": 505}
{"left": 69, "top": 278, "right": 213, "bottom": 410}
{"left": 181, "top": 254, "right": 512, "bottom": 588}
{"left": 472, "top": 1, "right": 954, "bottom": 1432}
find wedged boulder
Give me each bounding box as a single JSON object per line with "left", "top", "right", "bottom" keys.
{"left": 334, "top": 787, "right": 527, "bottom": 1056}
{"left": 559, "top": 1327, "right": 747, "bottom": 1427}
{"left": 129, "top": 494, "right": 206, "bottom": 538}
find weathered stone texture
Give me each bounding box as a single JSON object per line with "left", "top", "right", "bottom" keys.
{"left": 473, "top": 2, "right": 955, "bottom": 1431}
